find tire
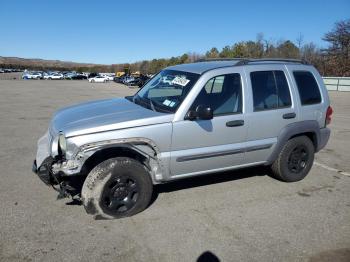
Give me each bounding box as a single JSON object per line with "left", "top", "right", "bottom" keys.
{"left": 81, "top": 157, "right": 153, "bottom": 219}
{"left": 91, "top": 79, "right": 95, "bottom": 83}
{"left": 271, "top": 136, "right": 315, "bottom": 182}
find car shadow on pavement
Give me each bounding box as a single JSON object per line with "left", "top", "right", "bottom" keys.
{"left": 150, "top": 166, "right": 270, "bottom": 206}
{"left": 197, "top": 251, "right": 220, "bottom": 262}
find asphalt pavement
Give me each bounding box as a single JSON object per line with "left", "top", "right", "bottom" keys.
{"left": 0, "top": 79, "right": 349, "bottom": 262}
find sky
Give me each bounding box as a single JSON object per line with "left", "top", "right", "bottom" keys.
{"left": 1, "top": 0, "right": 349, "bottom": 64}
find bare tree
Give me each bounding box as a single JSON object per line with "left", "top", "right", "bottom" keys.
{"left": 322, "top": 19, "right": 350, "bottom": 76}
{"left": 296, "top": 33, "right": 304, "bottom": 50}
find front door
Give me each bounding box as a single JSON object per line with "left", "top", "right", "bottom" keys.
{"left": 170, "top": 70, "right": 247, "bottom": 178}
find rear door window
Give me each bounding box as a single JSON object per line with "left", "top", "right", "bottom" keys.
{"left": 250, "top": 71, "right": 292, "bottom": 111}
{"left": 293, "top": 71, "right": 322, "bottom": 105}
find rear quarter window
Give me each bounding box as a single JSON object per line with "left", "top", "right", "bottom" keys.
{"left": 293, "top": 71, "right": 321, "bottom": 105}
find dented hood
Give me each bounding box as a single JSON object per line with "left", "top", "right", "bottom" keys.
{"left": 50, "top": 97, "right": 172, "bottom": 137}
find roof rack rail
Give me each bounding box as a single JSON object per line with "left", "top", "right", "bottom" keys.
{"left": 196, "top": 58, "right": 309, "bottom": 65}
{"left": 235, "top": 58, "right": 309, "bottom": 65}
{"left": 195, "top": 58, "right": 244, "bottom": 63}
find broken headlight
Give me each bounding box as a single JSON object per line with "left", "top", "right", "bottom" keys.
{"left": 58, "top": 133, "right": 67, "bottom": 156}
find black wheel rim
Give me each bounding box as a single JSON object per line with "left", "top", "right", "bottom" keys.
{"left": 287, "top": 145, "right": 309, "bottom": 173}
{"left": 101, "top": 176, "right": 139, "bottom": 214}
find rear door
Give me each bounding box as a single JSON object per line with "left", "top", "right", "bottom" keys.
{"left": 244, "top": 65, "right": 299, "bottom": 164}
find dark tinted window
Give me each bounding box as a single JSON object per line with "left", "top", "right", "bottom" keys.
{"left": 250, "top": 71, "right": 292, "bottom": 111}
{"left": 293, "top": 71, "right": 321, "bottom": 105}
{"left": 191, "top": 73, "right": 242, "bottom": 116}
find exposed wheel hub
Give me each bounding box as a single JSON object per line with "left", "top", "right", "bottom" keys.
{"left": 101, "top": 176, "right": 139, "bottom": 214}
{"left": 288, "top": 145, "right": 309, "bottom": 173}
{"left": 113, "top": 185, "right": 128, "bottom": 200}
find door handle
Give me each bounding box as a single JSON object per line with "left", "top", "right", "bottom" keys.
{"left": 226, "top": 120, "right": 244, "bottom": 127}
{"left": 283, "top": 113, "right": 296, "bottom": 119}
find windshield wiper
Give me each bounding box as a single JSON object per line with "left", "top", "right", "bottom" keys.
{"left": 133, "top": 95, "right": 157, "bottom": 112}
{"left": 149, "top": 99, "right": 156, "bottom": 112}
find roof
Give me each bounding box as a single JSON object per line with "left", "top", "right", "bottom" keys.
{"left": 165, "top": 58, "right": 309, "bottom": 74}
{"left": 166, "top": 60, "right": 241, "bottom": 74}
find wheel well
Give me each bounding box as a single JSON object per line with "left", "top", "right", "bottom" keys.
{"left": 80, "top": 146, "right": 148, "bottom": 178}
{"left": 290, "top": 132, "right": 317, "bottom": 150}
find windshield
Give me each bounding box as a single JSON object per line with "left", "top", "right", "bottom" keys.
{"left": 132, "top": 70, "right": 200, "bottom": 113}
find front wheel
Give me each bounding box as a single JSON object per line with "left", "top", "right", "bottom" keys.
{"left": 271, "top": 136, "right": 315, "bottom": 182}
{"left": 81, "top": 157, "right": 153, "bottom": 219}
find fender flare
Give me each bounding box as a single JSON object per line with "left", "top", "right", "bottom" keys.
{"left": 266, "top": 120, "right": 321, "bottom": 165}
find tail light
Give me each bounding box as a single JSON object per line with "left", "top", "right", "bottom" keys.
{"left": 325, "top": 106, "right": 333, "bottom": 126}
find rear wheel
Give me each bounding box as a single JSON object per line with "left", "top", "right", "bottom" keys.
{"left": 81, "top": 157, "right": 153, "bottom": 219}
{"left": 271, "top": 136, "right": 314, "bottom": 182}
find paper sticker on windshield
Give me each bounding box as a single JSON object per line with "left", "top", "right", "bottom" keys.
{"left": 163, "top": 99, "right": 171, "bottom": 106}
{"left": 172, "top": 76, "right": 190, "bottom": 87}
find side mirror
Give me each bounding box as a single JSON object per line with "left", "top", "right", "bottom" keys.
{"left": 184, "top": 110, "right": 197, "bottom": 121}
{"left": 196, "top": 105, "right": 213, "bottom": 120}
{"left": 185, "top": 105, "right": 213, "bottom": 121}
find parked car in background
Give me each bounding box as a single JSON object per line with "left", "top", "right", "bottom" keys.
{"left": 123, "top": 75, "right": 135, "bottom": 85}
{"left": 88, "top": 75, "right": 108, "bottom": 83}
{"left": 126, "top": 75, "right": 150, "bottom": 87}
{"left": 126, "top": 77, "right": 140, "bottom": 86}
{"left": 22, "top": 72, "right": 42, "bottom": 79}
{"left": 71, "top": 74, "right": 87, "bottom": 80}
{"left": 113, "top": 75, "right": 125, "bottom": 83}
{"left": 88, "top": 72, "right": 99, "bottom": 79}
{"left": 137, "top": 74, "right": 151, "bottom": 87}
{"left": 44, "top": 73, "right": 64, "bottom": 80}
{"left": 64, "top": 73, "right": 76, "bottom": 80}
{"left": 101, "top": 74, "right": 115, "bottom": 81}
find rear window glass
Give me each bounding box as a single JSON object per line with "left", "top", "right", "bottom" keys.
{"left": 293, "top": 71, "right": 321, "bottom": 105}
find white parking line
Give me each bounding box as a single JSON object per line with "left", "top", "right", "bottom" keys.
{"left": 314, "top": 161, "right": 350, "bottom": 177}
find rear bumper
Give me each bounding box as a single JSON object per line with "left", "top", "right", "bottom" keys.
{"left": 317, "top": 127, "right": 331, "bottom": 152}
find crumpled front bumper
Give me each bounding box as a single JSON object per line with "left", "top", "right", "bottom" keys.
{"left": 32, "top": 157, "right": 57, "bottom": 186}
{"left": 36, "top": 131, "right": 52, "bottom": 168}
{"left": 32, "top": 156, "right": 81, "bottom": 199}
{"left": 33, "top": 129, "right": 85, "bottom": 199}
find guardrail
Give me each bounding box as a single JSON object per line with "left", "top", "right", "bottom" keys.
{"left": 323, "top": 77, "right": 350, "bottom": 92}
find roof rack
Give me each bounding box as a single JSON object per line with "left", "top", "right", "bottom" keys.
{"left": 235, "top": 58, "right": 309, "bottom": 65}
{"left": 196, "top": 58, "right": 309, "bottom": 65}
{"left": 195, "top": 58, "right": 244, "bottom": 63}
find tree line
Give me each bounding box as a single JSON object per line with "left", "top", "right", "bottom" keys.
{"left": 3, "top": 19, "right": 349, "bottom": 76}
{"left": 125, "top": 19, "right": 349, "bottom": 77}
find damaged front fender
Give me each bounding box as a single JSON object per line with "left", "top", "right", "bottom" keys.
{"left": 52, "top": 137, "right": 168, "bottom": 183}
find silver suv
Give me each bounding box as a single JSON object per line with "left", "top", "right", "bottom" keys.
{"left": 32, "top": 59, "right": 332, "bottom": 219}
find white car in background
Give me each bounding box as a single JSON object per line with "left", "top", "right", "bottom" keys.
{"left": 102, "top": 74, "right": 115, "bottom": 81}
{"left": 22, "top": 72, "right": 42, "bottom": 79}
{"left": 88, "top": 75, "right": 109, "bottom": 83}
{"left": 44, "top": 73, "right": 64, "bottom": 80}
